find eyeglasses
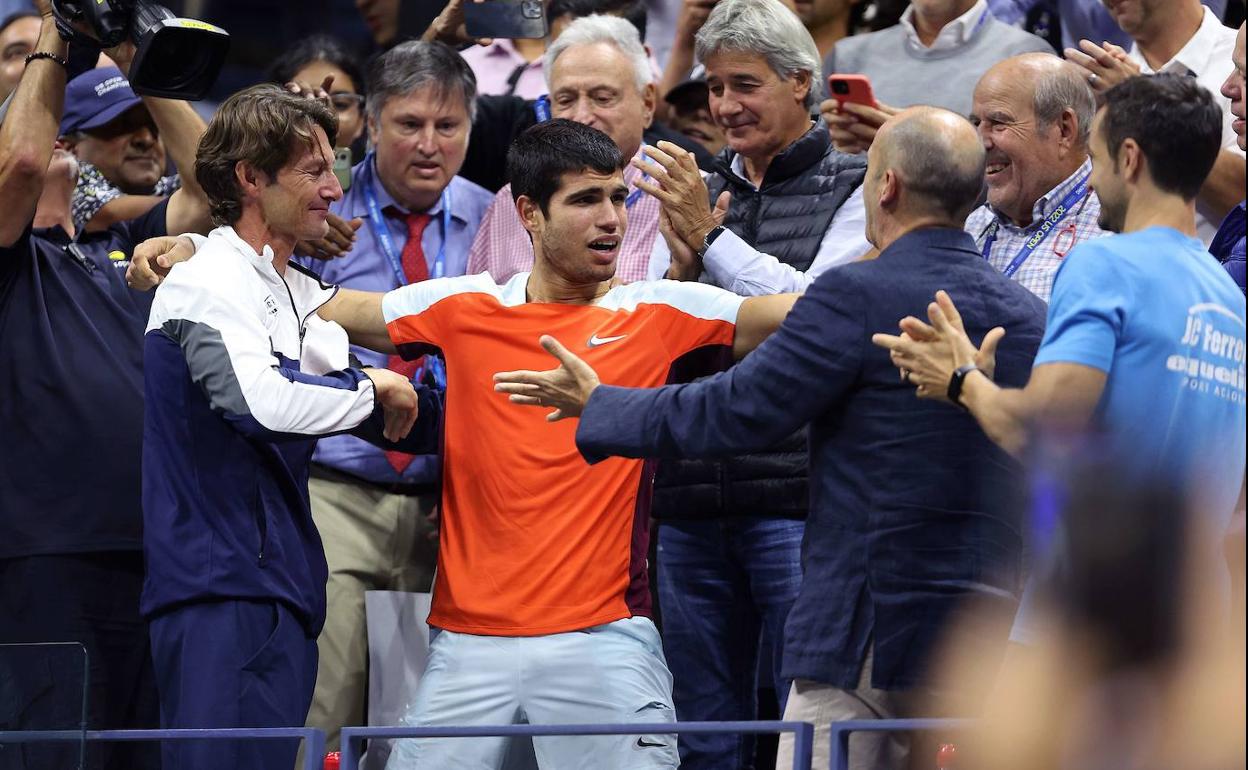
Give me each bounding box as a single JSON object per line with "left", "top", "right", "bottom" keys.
{"left": 329, "top": 93, "right": 365, "bottom": 113}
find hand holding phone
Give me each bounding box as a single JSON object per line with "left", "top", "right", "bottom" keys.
{"left": 827, "top": 75, "right": 878, "bottom": 111}
{"left": 463, "top": 0, "right": 548, "bottom": 40}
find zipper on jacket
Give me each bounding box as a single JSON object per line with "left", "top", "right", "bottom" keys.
{"left": 254, "top": 502, "right": 268, "bottom": 564}
{"left": 276, "top": 272, "right": 303, "bottom": 357}
{"left": 276, "top": 271, "right": 341, "bottom": 357}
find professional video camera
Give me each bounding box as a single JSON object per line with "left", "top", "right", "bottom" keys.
{"left": 50, "top": 0, "right": 229, "bottom": 100}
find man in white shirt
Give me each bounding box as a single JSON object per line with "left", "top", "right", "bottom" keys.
{"left": 646, "top": 0, "right": 869, "bottom": 292}
{"left": 1063, "top": 0, "right": 1244, "bottom": 242}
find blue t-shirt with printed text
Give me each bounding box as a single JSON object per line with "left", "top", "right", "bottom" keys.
{"left": 1035, "top": 226, "right": 1246, "bottom": 532}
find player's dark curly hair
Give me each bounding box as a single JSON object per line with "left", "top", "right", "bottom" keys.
{"left": 507, "top": 119, "right": 625, "bottom": 214}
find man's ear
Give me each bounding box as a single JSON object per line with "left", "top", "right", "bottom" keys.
{"left": 641, "top": 82, "right": 658, "bottom": 129}
{"left": 516, "top": 194, "right": 544, "bottom": 236}
{"left": 367, "top": 113, "right": 379, "bottom": 147}
{"left": 59, "top": 134, "right": 82, "bottom": 157}
{"left": 1057, "top": 107, "right": 1081, "bottom": 155}
{"left": 234, "top": 160, "right": 265, "bottom": 200}
{"left": 792, "top": 69, "right": 812, "bottom": 109}
{"left": 879, "top": 168, "right": 899, "bottom": 208}
{"left": 1118, "top": 138, "right": 1143, "bottom": 186}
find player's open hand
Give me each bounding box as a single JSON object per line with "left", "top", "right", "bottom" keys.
{"left": 493, "top": 335, "right": 602, "bottom": 421}
{"left": 127, "top": 235, "right": 195, "bottom": 291}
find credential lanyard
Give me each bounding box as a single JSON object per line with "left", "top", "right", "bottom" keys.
{"left": 361, "top": 153, "right": 450, "bottom": 389}
{"left": 362, "top": 153, "right": 452, "bottom": 286}
{"left": 982, "top": 172, "right": 1090, "bottom": 278}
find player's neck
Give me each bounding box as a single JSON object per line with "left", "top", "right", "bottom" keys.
{"left": 1122, "top": 190, "right": 1197, "bottom": 237}
{"left": 233, "top": 210, "right": 297, "bottom": 275}
{"left": 526, "top": 262, "right": 614, "bottom": 305}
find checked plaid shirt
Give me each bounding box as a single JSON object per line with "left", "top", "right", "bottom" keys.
{"left": 965, "top": 158, "right": 1108, "bottom": 302}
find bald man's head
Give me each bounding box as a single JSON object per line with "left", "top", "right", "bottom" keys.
{"left": 972, "top": 53, "right": 1095, "bottom": 225}
{"left": 869, "top": 106, "right": 985, "bottom": 223}
{"left": 981, "top": 53, "right": 1096, "bottom": 145}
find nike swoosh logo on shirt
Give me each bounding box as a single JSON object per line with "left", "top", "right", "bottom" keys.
{"left": 587, "top": 334, "right": 627, "bottom": 348}
{"left": 635, "top": 738, "right": 667, "bottom": 749}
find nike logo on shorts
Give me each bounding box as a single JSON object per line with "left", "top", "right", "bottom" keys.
{"left": 635, "top": 737, "right": 668, "bottom": 749}
{"left": 587, "top": 333, "right": 627, "bottom": 348}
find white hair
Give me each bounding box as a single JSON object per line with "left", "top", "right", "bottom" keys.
{"left": 544, "top": 14, "right": 653, "bottom": 93}
{"left": 695, "top": 0, "right": 822, "bottom": 108}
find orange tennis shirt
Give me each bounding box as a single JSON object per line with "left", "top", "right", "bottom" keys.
{"left": 382, "top": 272, "right": 744, "bottom": 636}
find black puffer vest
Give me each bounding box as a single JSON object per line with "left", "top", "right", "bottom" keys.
{"left": 652, "top": 121, "right": 867, "bottom": 521}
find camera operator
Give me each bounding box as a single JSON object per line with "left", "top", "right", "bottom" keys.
{"left": 0, "top": 3, "right": 211, "bottom": 768}
{"left": 60, "top": 58, "right": 207, "bottom": 233}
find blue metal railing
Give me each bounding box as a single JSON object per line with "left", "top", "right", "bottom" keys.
{"left": 828, "top": 718, "right": 974, "bottom": 770}
{"left": 339, "top": 720, "right": 815, "bottom": 770}
{"left": 2, "top": 717, "right": 979, "bottom": 769}
{"left": 0, "top": 727, "right": 326, "bottom": 770}
{"left": 0, "top": 642, "right": 91, "bottom": 769}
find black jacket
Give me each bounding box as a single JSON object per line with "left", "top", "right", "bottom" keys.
{"left": 652, "top": 121, "right": 867, "bottom": 521}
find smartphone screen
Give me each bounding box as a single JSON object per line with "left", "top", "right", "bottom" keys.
{"left": 464, "top": 0, "right": 548, "bottom": 40}
{"left": 334, "top": 147, "right": 353, "bottom": 192}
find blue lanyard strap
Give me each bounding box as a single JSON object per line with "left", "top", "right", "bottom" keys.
{"left": 982, "top": 172, "right": 1090, "bottom": 278}
{"left": 362, "top": 153, "right": 452, "bottom": 286}
{"left": 361, "top": 154, "right": 450, "bottom": 390}
{"left": 625, "top": 172, "right": 650, "bottom": 209}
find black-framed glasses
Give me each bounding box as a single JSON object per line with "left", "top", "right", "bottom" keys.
{"left": 330, "top": 93, "right": 365, "bottom": 112}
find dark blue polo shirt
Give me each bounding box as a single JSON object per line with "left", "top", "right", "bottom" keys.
{"left": 0, "top": 200, "right": 168, "bottom": 558}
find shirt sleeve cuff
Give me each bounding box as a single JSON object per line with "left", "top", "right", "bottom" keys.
{"left": 574, "top": 385, "right": 626, "bottom": 465}
{"left": 181, "top": 232, "right": 210, "bottom": 252}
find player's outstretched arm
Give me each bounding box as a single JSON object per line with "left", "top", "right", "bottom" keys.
{"left": 318, "top": 289, "right": 396, "bottom": 353}
{"left": 732, "top": 293, "right": 800, "bottom": 359}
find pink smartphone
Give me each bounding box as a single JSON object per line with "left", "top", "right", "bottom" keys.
{"left": 827, "top": 75, "right": 879, "bottom": 110}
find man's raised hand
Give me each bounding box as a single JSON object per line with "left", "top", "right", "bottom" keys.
{"left": 493, "top": 335, "right": 602, "bottom": 422}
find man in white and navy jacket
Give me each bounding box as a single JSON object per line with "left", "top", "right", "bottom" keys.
{"left": 141, "top": 85, "right": 440, "bottom": 770}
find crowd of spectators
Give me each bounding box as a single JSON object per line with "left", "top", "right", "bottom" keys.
{"left": 0, "top": 0, "right": 1244, "bottom": 769}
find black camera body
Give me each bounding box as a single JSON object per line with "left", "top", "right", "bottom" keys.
{"left": 51, "top": 0, "right": 229, "bottom": 100}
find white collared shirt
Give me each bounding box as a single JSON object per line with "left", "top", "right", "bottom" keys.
{"left": 900, "top": 0, "right": 990, "bottom": 54}
{"left": 1128, "top": 5, "right": 1243, "bottom": 243}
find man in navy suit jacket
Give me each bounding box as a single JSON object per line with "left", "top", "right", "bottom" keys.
{"left": 495, "top": 107, "right": 1048, "bottom": 770}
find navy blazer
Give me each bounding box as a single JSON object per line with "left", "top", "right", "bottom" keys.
{"left": 577, "top": 227, "right": 1048, "bottom": 690}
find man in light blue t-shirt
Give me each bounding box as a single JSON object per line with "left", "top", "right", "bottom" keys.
{"left": 875, "top": 75, "right": 1245, "bottom": 633}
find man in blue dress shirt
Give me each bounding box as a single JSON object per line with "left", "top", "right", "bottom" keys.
{"left": 494, "top": 105, "right": 1048, "bottom": 770}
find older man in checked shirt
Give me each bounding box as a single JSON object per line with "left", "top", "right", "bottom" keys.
{"left": 467, "top": 15, "right": 661, "bottom": 284}
{"left": 965, "top": 53, "right": 1109, "bottom": 302}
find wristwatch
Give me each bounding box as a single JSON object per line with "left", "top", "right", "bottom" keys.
{"left": 697, "top": 225, "right": 726, "bottom": 258}
{"left": 946, "top": 363, "right": 979, "bottom": 409}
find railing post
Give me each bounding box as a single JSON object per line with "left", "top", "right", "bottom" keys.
{"left": 303, "top": 727, "right": 326, "bottom": 770}
{"left": 790, "top": 720, "right": 814, "bottom": 770}
{"left": 339, "top": 728, "right": 360, "bottom": 770}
